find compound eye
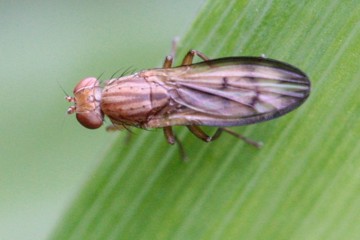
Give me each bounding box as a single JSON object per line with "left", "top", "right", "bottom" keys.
{"left": 76, "top": 111, "right": 103, "bottom": 129}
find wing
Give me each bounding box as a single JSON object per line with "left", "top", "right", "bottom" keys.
{"left": 146, "top": 57, "right": 310, "bottom": 128}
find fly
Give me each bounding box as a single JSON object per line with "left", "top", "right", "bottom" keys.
{"left": 66, "top": 50, "right": 310, "bottom": 152}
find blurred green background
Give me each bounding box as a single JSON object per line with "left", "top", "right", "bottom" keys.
{"left": 0, "top": 1, "right": 203, "bottom": 239}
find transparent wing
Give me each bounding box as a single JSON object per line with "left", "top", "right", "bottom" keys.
{"left": 147, "top": 57, "right": 310, "bottom": 127}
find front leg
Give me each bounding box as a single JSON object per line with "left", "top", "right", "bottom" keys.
{"left": 163, "top": 55, "right": 173, "bottom": 68}
{"left": 162, "top": 38, "right": 179, "bottom": 68}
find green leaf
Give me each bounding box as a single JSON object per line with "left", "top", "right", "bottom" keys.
{"left": 51, "top": 0, "right": 360, "bottom": 239}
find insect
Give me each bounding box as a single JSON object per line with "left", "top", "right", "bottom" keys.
{"left": 66, "top": 50, "right": 310, "bottom": 150}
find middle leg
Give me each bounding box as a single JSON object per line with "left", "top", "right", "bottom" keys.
{"left": 181, "top": 50, "right": 210, "bottom": 65}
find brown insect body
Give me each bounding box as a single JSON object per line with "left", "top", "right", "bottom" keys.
{"left": 67, "top": 50, "right": 310, "bottom": 147}
{"left": 102, "top": 57, "right": 310, "bottom": 128}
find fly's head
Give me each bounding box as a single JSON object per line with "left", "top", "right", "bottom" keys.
{"left": 66, "top": 77, "right": 104, "bottom": 129}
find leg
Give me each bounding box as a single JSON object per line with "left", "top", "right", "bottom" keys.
{"left": 181, "top": 50, "right": 210, "bottom": 65}
{"left": 187, "top": 126, "right": 262, "bottom": 148}
{"left": 106, "top": 124, "right": 126, "bottom": 131}
{"left": 170, "top": 37, "right": 179, "bottom": 61}
{"left": 163, "top": 127, "right": 188, "bottom": 160}
{"left": 162, "top": 37, "right": 179, "bottom": 68}
{"left": 187, "top": 125, "right": 223, "bottom": 142}
{"left": 220, "top": 127, "right": 263, "bottom": 148}
{"left": 163, "top": 126, "right": 175, "bottom": 144}
{"left": 106, "top": 124, "right": 133, "bottom": 144}
{"left": 163, "top": 55, "right": 173, "bottom": 68}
